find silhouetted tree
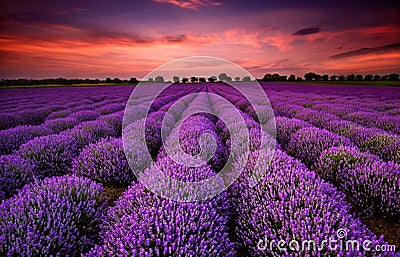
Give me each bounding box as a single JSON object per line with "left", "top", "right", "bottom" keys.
{"left": 208, "top": 76, "right": 217, "bottom": 82}
{"left": 226, "top": 76, "right": 232, "bottom": 82}
{"left": 130, "top": 77, "right": 138, "bottom": 84}
{"left": 113, "top": 78, "right": 121, "bottom": 84}
{"left": 388, "top": 73, "right": 399, "bottom": 81}
{"left": 190, "top": 77, "right": 198, "bottom": 83}
{"left": 373, "top": 75, "right": 381, "bottom": 81}
{"left": 154, "top": 76, "right": 164, "bottom": 83}
{"left": 338, "top": 75, "right": 345, "bottom": 81}
{"left": 218, "top": 73, "right": 228, "bottom": 81}
{"left": 364, "top": 75, "right": 373, "bottom": 81}
{"left": 288, "top": 74, "right": 296, "bottom": 81}
{"left": 148, "top": 78, "right": 154, "bottom": 82}
{"left": 346, "top": 74, "right": 355, "bottom": 81}
{"left": 304, "top": 72, "right": 317, "bottom": 81}
{"left": 242, "top": 76, "right": 251, "bottom": 82}
{"left": 235, "top": 76, "right": 241, "bottom": 81}
{"left": 314, "top": 74, "right": 322, "bottom": 81}
{"left": 181, "top": 77, "right": 188, "bottom": 83}
{"left": 263, "top": 74, "right": 272, "bottom": 81}
{"left": 173, "top": 76, "right": 180, "bottom": 83}
{"left": 105, "top": 77, "right": 112, "bottom": 83}
{"left": 296, "top": 77, "right": 303, "bottom": 81}
{"left": 322, "top": 74, "right": 329, "bottom": 81}
{"left": 356, "top": 74, "right": 363, "bottom": 81}
{"left": 330, "top": 75, "right": 337, "bottom": 81}
{"left": 199, "top": 77, "right": 206, "bottom": 83}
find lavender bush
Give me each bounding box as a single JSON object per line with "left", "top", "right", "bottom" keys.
{"left": 0, "top": 175, "right": 106, "bottom": 256}
{"left": 17, "top": 134, "right": 79, "bottom": 177}
{"left": 43, "top": 117, "right": 78, "bottom": 133}
{"left": 72, "top": 138, "right": 132, "bottom": 185}
{"left": 0, "top": 155, "right": 36, "bottom": 200}
{"left": 0, "top": 125, "right": 53, "bottom": 155}
{"left": 69, "top": 110, "right": 100, "bottom": 122}
{"left": 287, "top": 127, "right": 353, "bottom": 166}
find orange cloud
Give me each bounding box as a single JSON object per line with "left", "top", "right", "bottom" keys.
{"left": 154, "top": 0, "right": 221, "bottom": 10}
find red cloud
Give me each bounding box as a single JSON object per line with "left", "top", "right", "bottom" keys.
{"left": 154, "top": 0, "right": 221, "bottom": 10}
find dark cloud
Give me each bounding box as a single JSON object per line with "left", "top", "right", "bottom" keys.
{"left": 329, "top": 42, "right": 400, "bottom": 59}
{"left": 162, "top": 34, "right": 187, "bottom": 43}
{"left": 292, "top": 27, "right": 320, "bottom": 36}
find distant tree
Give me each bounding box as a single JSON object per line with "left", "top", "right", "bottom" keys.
{"left": 330, "top": 75, "right": 337, "bottom": 81}
{"left": 314, "top": 74, "right": 322, "bottom": 81}
{"left": 199, "top": 77, "right": 206, "bottom": 83}
{"left": 304, "top": 72, "right": 316, "bottom": 81}
{"left": 322, "top": 74, "right": 329, "bottom": 81}
{"left": 148, "top": 78, "right": 154, "bottom": 82}
{"left": 373, "top": 75, "right": 381, "bottom": 81}
{"left": 364, "top": 74, "right": 373, "bottom": 81}
{"left": 113, "top": 78, "right": 121, "bottom": 84}
{"left": 338, "top": 75, "right": 345, "bottom": 81}
{"left": 346, "top": 74, "right": 355, "bottom": 81}
{"left": 388, "top": 73, "right": 399, "bottom": 81}
{"left": 356, "top": 74, "right": 363, "bottom": 81}
{"left": 281, "top": 75, "right": 288, "bottom": 81}
{"left": 181, "top": 77, "right": 188, "bottom": 83}
{"left": 105, "top": 77, "right": 112, "bottom": 83}
{"left": 173, "top": 76, "right": 180, "bottom": 83}
{"left": 154, "top": 76, "right": 164, "bottom": 83}
{"left": 129, "top": 77, "right": 138, "bottom": 84}
{"left": 226, "top": 76, "right": 232, "bottom": 82}
{"left": 234, "top": 76, "right": 241, "bottom": 81}
{"left": 296, "top": 77, "right": 303, "bottom": 81}
{"left": 288, "top": 74, "right": 296, "bottom": 81}
{"left": 218, "top": 73, "right": 228, "bottom": 81}
{"left": 190, "top": 77, "right": 198, "bottom": 83}
{"left": 208, "top": 76, "right": 217, "bottom": 82}
{"left": 263, "top": 74, "right": 272, "bottom": 81}
{"left": 242, "top": 76, "right": 251, "bottom": 82}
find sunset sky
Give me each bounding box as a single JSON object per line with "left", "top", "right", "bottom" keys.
{"left": 0, "top": 0, "right": 399, "bottom": 79}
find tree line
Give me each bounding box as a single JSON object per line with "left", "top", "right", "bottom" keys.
{"left": 0, "top": 77, "right": 139, "bottom": 87}
{"left": 1, "top": 72, "right": 399, "bottom": 86}
{"left": 260, "top": 72, "right": 400, "bottom": 82}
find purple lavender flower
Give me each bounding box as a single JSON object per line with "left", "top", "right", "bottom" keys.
{"left": 233, "top": 149, "right": 394, "bottom": 256}
{"left": 43, "top": 117, "right": 78, "bottom": 133}
{"left": 0, "top": 155, "right": 36, "bottom": 200}
{"left": 0, "top": 175, "right": 106, "bottom": 256}
{"left": 275, "top": 117, "right": 312, "bottom": 148}
{"left": 343, "top": 161, "right": 400, "bottom": 218}
{"left": 0, "top": 113, "right": 23, "bottom": 130}
{"left": 17, "top": 134, "right": 79, "bottom": 177}
{"left": 69, "top": 110, "right": 100, "bottom": 122}
{"left": 72, "top": 138, "right": 132, "bottom": 185}
{"left": 0, "top": 125, "right": 53, "bottom": 155}
{"left": 287, "top": 127, "right": 353, "bottom": 166}
{"left": 46, "top": 109, "right": 72, "bottom": 120}
{"left": 313, "top": 145, "right": 378, "bottom": 183}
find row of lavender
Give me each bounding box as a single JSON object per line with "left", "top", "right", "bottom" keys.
{"left": 269, "top": 88, "right": 400, "bottom": 135}
{"left": 271, "top": 98, "right": 399, "bottom": 164}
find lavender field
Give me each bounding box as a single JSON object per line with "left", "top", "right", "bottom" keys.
{"left": 0, "top": 83, "right": 399, "bottom": 256}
